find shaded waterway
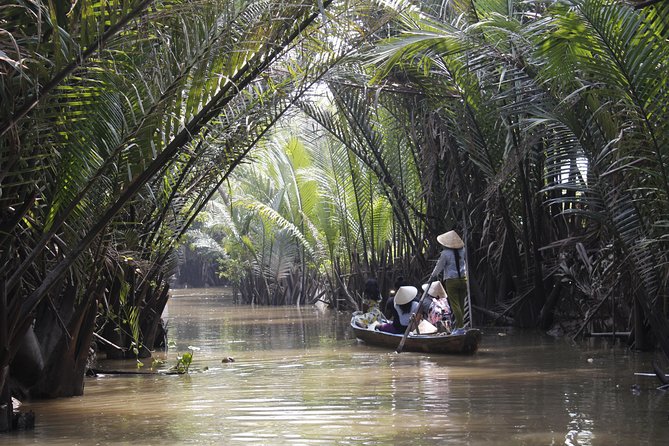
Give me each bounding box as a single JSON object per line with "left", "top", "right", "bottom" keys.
{"left": 6, "top": 287, "right": 669, "bottom": 445}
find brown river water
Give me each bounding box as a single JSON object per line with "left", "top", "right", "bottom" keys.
{"left": 5, "top": 287, "right": 669, "bottom": 445}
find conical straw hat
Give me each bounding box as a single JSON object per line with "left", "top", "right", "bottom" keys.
{"left": 421, "top": 281, "right": 447, "bottom": 299}
{"left": 437, "top": 230, "right": 464, "bottom": 249}
{"left": 394, "top": 286, "right": 417, "bottom": 305}
{"left": 417, "top": 320, "right": 438, "bottom": 334}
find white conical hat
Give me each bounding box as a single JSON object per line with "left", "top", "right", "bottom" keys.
{"left": 417, "top": 320, "right": 438, "bottom": 334}
{"left": 394, "top": 286, "right": 417, "bottom": 305}
{"left": 437, "top": 230, "right": 464, "bottom": 249}
{"left": 421, "top": 281, "right": 447, "bottom": 299}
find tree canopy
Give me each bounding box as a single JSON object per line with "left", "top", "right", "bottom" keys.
{"left": 1, "top": 0, "right": 669, "bottom": 430}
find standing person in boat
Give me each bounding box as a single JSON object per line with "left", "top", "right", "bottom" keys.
{"left": 420, "top": 281, "right": 452, "bottom": 333}
{"left": 435, "top": 230, "right": 467, "bottom": 328}
{"left": 376, "top": 286, "right": 420, "bottom": 334}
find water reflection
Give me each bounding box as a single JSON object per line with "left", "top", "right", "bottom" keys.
{"left": 5, "top": 287, "right": 669, "bottom": 445}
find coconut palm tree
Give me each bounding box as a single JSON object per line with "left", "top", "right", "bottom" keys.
{"left": 299, "top": 84, "right": 431, "bottom": 282}
{"left": 192, "top": 119, "right": 399, "bottom": 309}
{"left": 354, "top": 0, "right": 669, "bottom": 355}
{"left": 533, "top": 0, "right": 669, "bottom": 353}
{"left": 2, "top": 0, "right": 381, "bottom": 425}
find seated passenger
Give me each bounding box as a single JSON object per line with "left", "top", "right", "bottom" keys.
{"left": 376, "top": 286, "right": 419, "bottom": 334}
{"left": 362, "top": 278, "right": 382, "bottom": 313}
{"left": 420, "top": 281, "right": 452, "bottom": 333}
{"left": 383, "top": 276, "right": 410, "bottom": 319}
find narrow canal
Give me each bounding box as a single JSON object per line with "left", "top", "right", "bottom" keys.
{"left": 6, "top": 288, "right": 669, "bottom": 445}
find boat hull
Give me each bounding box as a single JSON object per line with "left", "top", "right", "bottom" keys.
{"left": 351, "top": 321, "right": 481, "bottom": 354}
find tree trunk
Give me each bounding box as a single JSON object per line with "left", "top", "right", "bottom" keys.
{"left": 539, "top": 281, "right": 562, "bottom": 330}
{"left": 29, "top": 290, "right": 97, "bottom": 398}
{"left": 632, "top": 295, "right": 651, "bottom": 351}
{"left": 139, "top": 283, "right": 170, "bottom": 356}
{"left": 0, "top": 365, "right": 10, "bottom": 432}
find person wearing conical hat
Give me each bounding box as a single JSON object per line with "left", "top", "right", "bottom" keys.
{"left": 375, "top": 286, "right": 420, "bottom": 334}
{"left": 435, "top": 230, "right": 467, "bottom": 328}
{"left": 420, "top": 281, "right": 452, "bottom": 332}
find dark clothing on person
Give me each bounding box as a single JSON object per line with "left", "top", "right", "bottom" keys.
{"left": 420, "top": 295, "right": 434, "bottom": 319}
{"left": 382, "top": 276, "right": 411, "bottom": 319}
{"left": 364, "top": 278, "right": 381, "bottom": 302}
{"left": 384, "top": 297, "right": 394, "bottom": 319}
{"left": 377, "top": 300, "right": 419, "bottom": 334}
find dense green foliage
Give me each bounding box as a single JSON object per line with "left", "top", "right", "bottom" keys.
{"left": 0, "top": 0, "right": 390, "bottom": 423}
{"left": 1, "top": 0, "right": 669, "bottom": 431}
{"left": 189, "top": 0, "right": 669, "bottom": 356}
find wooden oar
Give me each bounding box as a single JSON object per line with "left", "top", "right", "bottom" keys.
{"left": 462, "top": 219, "right": 473, "bottom": 328}
{"left": 395, "top": 263, "right": 440, "bottom": 354}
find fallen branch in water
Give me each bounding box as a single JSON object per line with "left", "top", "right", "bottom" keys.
{"left": 89, "top": 369, "right": 156, "bottom": 375}
{"left": 89, "top": 367, "right": 209, "bottom": 376}
{"left": 652, "top": 361, "right": 669, "bottom": 386}
{"left": 636, "top": 362, "right": 669, "bottom": 390}
{"left": 473, "top": 305, "right": 514, "bottom": 325}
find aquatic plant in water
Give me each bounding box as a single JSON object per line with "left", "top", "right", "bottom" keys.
{"left": 169, "top": 345, "right": 199, "bottom": 374}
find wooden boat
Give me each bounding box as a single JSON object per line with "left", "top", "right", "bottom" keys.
{"left": 350, "top": 318, "right": 482, "bottom": 354}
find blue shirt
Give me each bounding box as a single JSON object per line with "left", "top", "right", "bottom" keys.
{"left": 394, "top": 300, "right": 420, "bottom": 326}
{"left": 436, "top": 247, "right": 466, "bottom": 279}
